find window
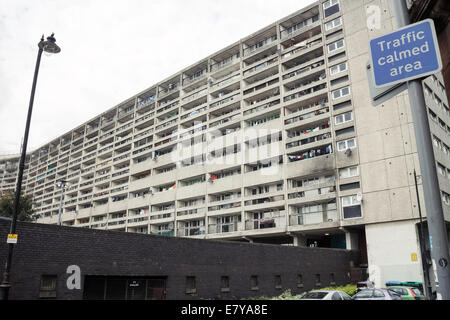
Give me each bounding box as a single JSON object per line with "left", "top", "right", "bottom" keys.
{"left": 442, "top": 192, "right": 450, "bottom": 206}
{"left": 355, "top": 289, "right": 373, "bottom": 298}
{"left": 332, "top": 86, "right": 350, "bottom": 100}
{"left": 330, "top": 62, "right": 347, "bottom": 75}
{"left": 339, "top": 166, "right": 359, "bottom": 179}
{"left": 325, "top": 16, "right": 342, "bottom": 31}
{"left": 333, "top": 100, "right": 352, "bottom": 111}
{"left": 328, "top": 51, "right": 346, "bottom": 63}
{"left": 39, "top": 275, "right": 57, "bottom": 298}
{"left": 337, "top": 138, "right": 356, "bottom": 151}
{"left": 221, "top": 276, "right": 230, "bottom": 292}
{"left": 250, "top": 275, "right": 259, "bottom": 291}
{"left": 335, "top": 111, "right": 352, "bottom": 125}
{"left": 275, "top": 275, "right": 282, "bottom": 289}
{"left": 315, "top": 274, "right": 321, "bottom": 286}
{"left": 297, "top": 274, "right": 304, "bottom": 288}
{"left": 323, "top": 0, "right": 340, "bottom": 17}
{"left": 330, "top": 273, "right": 336, "bottom": 285}
{"left": 186, "top": 276, "right": 196, "bottom": 294}
{"left": 340, "top": 182, "right": 360, "bottom": 191}
{"left": 438, "top": 163, "right": 446, "bottom": 176}
{"left": 327, "top": 39, "right": 344, "bottom": 53}
{"left": 332, "top": 292, "right": 343, "bottom": 300}
{"left": 341, "top": 195, "right": 362, "bottom": 219}
{"left": 335, "top": 126, "right": 355, "bottom": 137}
{"left": 374, "top": 290, "right": 385, "bottom": 298}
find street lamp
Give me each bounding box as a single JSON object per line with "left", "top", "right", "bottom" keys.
{"left": 56, "top": 179, "right": 68, "bottom": 226}
{"left": 0, "top": 34, "right": 61, "bottom": 300}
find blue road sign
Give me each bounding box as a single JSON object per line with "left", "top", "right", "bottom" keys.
{"left": 369, "top": 19, "right": 442, "bottom": 87}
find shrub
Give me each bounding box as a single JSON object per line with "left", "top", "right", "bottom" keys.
{"left": 314, "top": 284, "right": 357, "bottom": 296}
{"left": 243, "top": 289, "right": 305, "bottom": 300}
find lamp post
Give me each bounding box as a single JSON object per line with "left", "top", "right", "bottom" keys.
{"left": 0, "top": 34, "right": 61, "bottom": 300}
{"left": 56, "top": 179, "right": 68, "bottom": 226}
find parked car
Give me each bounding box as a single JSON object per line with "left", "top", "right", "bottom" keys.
{"left": 299, "top": 290, "right": 352, "bottom": 300}
{"left": 386, "top": 281, "right": 425, "bottom": 296}
{"left": 352, "top": 288, "right": 402, "bottom": 300}
{"left": 387, "top": 286, "right": 425, "bottom": 300}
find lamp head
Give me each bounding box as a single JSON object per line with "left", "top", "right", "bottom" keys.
{"left": 39, "top": 33, "right": 61, "bottom": 54}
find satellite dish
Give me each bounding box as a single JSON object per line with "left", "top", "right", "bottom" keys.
{"left": 344, "top": 148, "right": 352, "bottom": 156}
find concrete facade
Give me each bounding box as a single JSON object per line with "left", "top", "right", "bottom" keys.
{"left": 0, "top": 0, "right": 449, "bottom": 292}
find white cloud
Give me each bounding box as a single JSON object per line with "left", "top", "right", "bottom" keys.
{"left": 0, "top": 0, "right": 316, "bottom": 154}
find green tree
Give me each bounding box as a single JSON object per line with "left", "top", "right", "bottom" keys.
{"left": 0, "top": 191, "right": 34, "bottom": 222}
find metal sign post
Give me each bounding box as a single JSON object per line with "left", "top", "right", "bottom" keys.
{"left": 390, "top": 0, "right": 450, "bottom": 300}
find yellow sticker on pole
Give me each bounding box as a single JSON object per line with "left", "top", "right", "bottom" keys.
{"left": 7, "top": 234, "right": 18, "bottom": 244}
{"left": 411, "top": 253, "right": 418, "bottom": 262}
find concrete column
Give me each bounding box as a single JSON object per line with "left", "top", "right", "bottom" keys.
{"left": 292, "top": 234, "right": 307, "bottom": 247}
{"left": 345, "top": 232, "right": 359, "bottom": 250}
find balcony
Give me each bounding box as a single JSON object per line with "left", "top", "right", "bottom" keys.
{"left": 137, "top": 95, "right": 156, "bottom": 110}
{"left": 182, "top": 88, "right": 207, "bottom": 105}
{"left": 183, "top": 68, "right": 207, "bottom": 88}
{"left": 177, "top": 225, "right": 206, "bottom": 237}
{"left": 243, "top": 34, "right": 277, "bottom": 58}
{"left": 281, "top": 36, "right": 322, "bottom": 63}
{"left": 210, "top": 53, "right": 240, "bottom": 73}
{"left": 151, "top": 230, "right": 175, "bottom": 237}
{"left": 208, "top": 221, "right": 243, "bottom": 234}
{"left": 286, "top": 149, "right": 335, "bottom": 178}
{"left": 245, "top": 212, "right": 286, "bottom": 231}
{"left": 158, "top": 84, "right": 179, "bottom": 100}
{"left": 280, "top": 14, "right": 320, "bottom": 39}
{"left": 210, "top": 93, "right": 240, "bottom": 110}
{"left": 283, "top": 83, "right": 327, "bottom": 106}
{"left": 289, "top": 202, "right": 338, "bottom": 227}
{"left": 243, "top": 57, "right": 278, "bottom": 78}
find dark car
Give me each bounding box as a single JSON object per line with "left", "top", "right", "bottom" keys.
{"left": 352, "top": 288, "right": 402, "bottom": 300}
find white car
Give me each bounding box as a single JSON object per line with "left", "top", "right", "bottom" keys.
{"left": 299, "top": 290, "right": 352, "bottom": 300}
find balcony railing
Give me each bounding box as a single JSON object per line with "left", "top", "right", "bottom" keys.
{"left": 283, "top": 83, "right": 327, "bottom": 103}
{"left": 208, "top": 222, "right": 242, "bottom": 234}
{"left": 182, "top": 88, "right": 207, "bottom": 104}
{"left": 245, "top": 213, "right": 286, "bottom": 230}
{"left": 283, "top": 60, "right": 325, "bottom": 80}
{"left": 243, "top": 35, "right": 277, "bottom": 57}
{"left": 210, "top": 74, "right": 240, "bottom": 90}
{"left": 243, "top": 57, "right": 278, "bottom": 77}
{"left": 210, "top": 54, "right": 240, "bottom": 73}
{"left": 151, "top": 230, "right": 174, "bottom": 237}
{"left": 177, "top": 225, "right": 206, "bottom": 237}
{"left": 281, "top": 38, "right": 322, "bottom": 60}
{"left": 209, "top": 93, "right": 240, "bottom": 109}
{"left": 183, "top": 70, "right": 207, "bottom": 86}
{"left": 280, "top": 14, "right": 320, "bottom": 39}
{"left": 289, "top": 208, "right": 338, "bottom": 226}
{"left": 137, "top": 95, "right": 155, "bottom": 109}
{"left": 284, "top": 106, "right": 329, "bottom": 126}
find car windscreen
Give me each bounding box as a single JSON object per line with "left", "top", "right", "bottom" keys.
{"left": 411, "top": 288, "right": 422, "bottom": 296}
{"left": 354, "top": 289, "right": 373, "bottom": 298}
{"left": 301, "top": 292, "right": 329, "bottom": 299}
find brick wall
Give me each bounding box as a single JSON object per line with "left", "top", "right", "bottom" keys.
{"left": 0, "top": 220, "right": 359, "bottom": 300}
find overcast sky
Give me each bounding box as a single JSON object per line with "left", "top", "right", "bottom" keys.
{"left": 0, "top": 0, "right": 316, "bottom": 155}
